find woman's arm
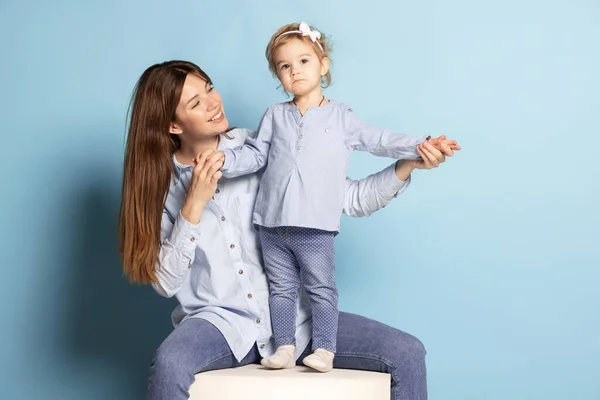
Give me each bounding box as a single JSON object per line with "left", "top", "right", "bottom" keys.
{"left": 343, "top": 162, "right": 410, "bottom": 217}
{"left": 152, "top": 211, "right": 203, "bottom": 298}
{"left": 343, "top": 142, "right": 453, "bottom": 217}
{"left": 152, "top": 150, "right": 223, "bottom": 297}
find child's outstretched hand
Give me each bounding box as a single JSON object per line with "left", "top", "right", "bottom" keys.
{"left": 427, "top": 135, "right": 461, "bottom": 156}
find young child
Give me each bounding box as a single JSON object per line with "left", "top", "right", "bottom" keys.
{"left": 220, "top": 21, "right": 460, "bottom": 372}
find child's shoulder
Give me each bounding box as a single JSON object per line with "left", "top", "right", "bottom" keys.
{"left": 223, "top": 127, "right": 254, "bottom": 144}
{"left": 329, "top": 100, "right": 352, "bottom": 112}
{"left": 266, "top": 102, "right": 289, "bottom": 113}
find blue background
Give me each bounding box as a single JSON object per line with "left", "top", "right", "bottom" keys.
{"left": 1, "top": 0, "right": 598, "bottom": 399}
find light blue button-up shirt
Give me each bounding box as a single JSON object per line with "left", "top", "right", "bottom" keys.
{"left": 154, "top": 128, "right": 411, "bottom": 362}
{"left": 222, "top": 101, "right": 427, "bottom": 232}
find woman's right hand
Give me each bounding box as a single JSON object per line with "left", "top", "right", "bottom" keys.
{"left": 181, "top": 149, "right": 224, "bottom": 224}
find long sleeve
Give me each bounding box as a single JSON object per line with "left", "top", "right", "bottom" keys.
{"left": 343, "top": 107, "right": 427, "bottom": 160}
{"left": 152, "top": 211, "right": 202, "bottom": 298}
{"left": 222, "top": 108, "right": 274, "bottom": 178}
{"left": 343, "top": 162, "right": 411, "bottom": 217}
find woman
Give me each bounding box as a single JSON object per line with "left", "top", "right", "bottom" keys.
{"left": 119, "top": 60, "right": 455, "bottom": 400}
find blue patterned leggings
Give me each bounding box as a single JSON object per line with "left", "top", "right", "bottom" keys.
{"left": 259, "top": 226, "right": 338, "bottom": 352}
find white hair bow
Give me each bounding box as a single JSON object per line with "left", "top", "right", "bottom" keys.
{"left": 298, "top": 21, "right": 322, "bottom": 44}
{"left": 277, "top": 21, "right": 324, "bottom": 51}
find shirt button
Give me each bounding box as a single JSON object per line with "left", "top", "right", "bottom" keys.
{"left": 190, "top": 237, "right": 196, "bottom": 242}
{"left": 230, "top": 244, "right": 235, "bottom": 249}
{"left": 325, "top": 128, "right": 330, "bottom": 133}
{"left": 221, "top": 216, "right": 226, "bottom": 221}
{"left": 298, "top": 134, "right": 303, "bottom": 139}
{"left": 256, "top": 319, "right": 261, "bottom": 324}
{"left": 247, "top": 294, "right": 253, "bottom": 299}
{"left": 188, "top": 261, "right": 192, "bottom": 269}
{"left": 299, "top": 122, "right": 304, "bottom": 127}
{"left": 216, "top": 189, "right": 220, "bottom": 193}
{"left": 238, "top": 269, "right": 244, "bottom": 274}
{"left": 260, "top": 344, "right": 265, "bottom": 349}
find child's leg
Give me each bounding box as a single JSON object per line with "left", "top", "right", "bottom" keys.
{"left": 289, "top": 227, "right": 337, "bottom": 371}
{"left": 297, "top": 312, "right": 428, "bottom": 399}
{"left": 258, "top": 226, "right": 301, "bottom": 369}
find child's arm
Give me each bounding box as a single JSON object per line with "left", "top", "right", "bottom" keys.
{"left": 221, "top": 108, "right": 274, "bottom": 178}
{"left": 342, "top": 106, "right": 459, "bottom": 160}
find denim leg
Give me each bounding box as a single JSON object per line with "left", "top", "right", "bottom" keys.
{"left": 147, "top": 318, "right": 260, "bottom": 400}
{"left": 299, "top": 312, "right": 427, "bottom": 400}
{"left": 291, "top": 228, "right": 338, "bottom": 352}
{"left": 259, "top": 226, "right": 301, "bottom": 348}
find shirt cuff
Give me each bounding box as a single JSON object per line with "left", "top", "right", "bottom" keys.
{"left": 417, "top": 135, "right": 430, "bottom": 147}
{"left": 167, "top": 212, "right": 203, "bottom": 253}
{"left": 381, "top": 163, "right": 411, "bottom": 199}
{"left": 222, "top": 148, "right": 234, "bottom": 172}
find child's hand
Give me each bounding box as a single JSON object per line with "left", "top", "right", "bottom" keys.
{"left": 427, "top": 135, "right": 461, "bottom": 156}
{"left": 215, "top": 151, "right": 225, "bottom": 167}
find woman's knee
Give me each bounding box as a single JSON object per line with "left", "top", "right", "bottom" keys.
{"left": 152, "top": 343, "right": 194, "bottom": 379}
{"left": 386, "top": 330, "right": 427, "bottom": 371}
{"left": 151, "top": 323, "right": 213, "bottom": 379}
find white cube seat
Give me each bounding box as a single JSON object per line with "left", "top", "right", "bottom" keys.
{"left": 189, "top": 364, "right": 391, "bottom": 400}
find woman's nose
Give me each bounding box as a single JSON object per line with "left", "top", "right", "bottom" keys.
{"left": 206, "top": 96, "right": 219, "bottom": 111}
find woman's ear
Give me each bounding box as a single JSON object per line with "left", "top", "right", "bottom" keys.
{"left": 169, "top": 122, "right": 183, "bottom": 135}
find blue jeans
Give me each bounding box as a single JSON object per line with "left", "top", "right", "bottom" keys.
{"left": 259, "top": 226, "right": 338, "bottom": 352}
{"left": 147, "top": 312, "right": 427, "bottom": 400}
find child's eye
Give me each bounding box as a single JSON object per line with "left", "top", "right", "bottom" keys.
{"left": 208, "top": 86, "right": 214, "bottom": 92}
{"left": 301, "top": 59, "right": 309, "bottom": 64}
{"left": 280, "top": 64, "right": 290, "bottom": 70}
{"left": 192, "top": 100, "right": 200, "bottom": 109}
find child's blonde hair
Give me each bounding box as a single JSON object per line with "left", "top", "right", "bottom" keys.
{"left": 265, "top": 22, "right": 333, "bottom": 88}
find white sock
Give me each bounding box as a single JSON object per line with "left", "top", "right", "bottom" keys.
{"left": 261, "top": 345, "right": 296, "bottom": 369}
{"left": 302, "top": 348, "right": 335, "bottom": 372}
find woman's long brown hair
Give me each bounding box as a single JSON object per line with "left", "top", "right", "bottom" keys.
{"left": 119, "top": 61, "right": 212, "bottom": 284}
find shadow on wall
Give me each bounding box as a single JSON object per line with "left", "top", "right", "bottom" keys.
{"left": 60, "top": 167, "right": 176, "bottom": 399}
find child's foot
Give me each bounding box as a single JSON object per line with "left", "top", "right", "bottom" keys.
{"left": 302, "top": 348, "right": 335, "bottom": 372}
{"left": 261, "top": 345, "right": 296, "bottom": 369}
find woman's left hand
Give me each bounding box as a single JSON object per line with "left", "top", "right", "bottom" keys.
{"left": 414, "top": 140, "right": 448, "bottom": 170}
{"left": 394, "top": 138, "right": 456, "bottom": 180}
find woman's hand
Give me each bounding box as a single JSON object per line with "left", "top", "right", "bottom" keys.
{"left": 414, "top": 140, "right": 448, "bottom": 169}
{"left": 180, "top": 149, "right": 224, "bottom": 224}
{"left": 395, "top": 138, "right": 457, "bottom": 180}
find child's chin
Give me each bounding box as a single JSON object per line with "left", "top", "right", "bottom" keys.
{"left": 290, "top": 88, "right": 312, "bottom": 97}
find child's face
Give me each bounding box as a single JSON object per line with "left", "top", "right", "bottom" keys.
{"left": 273, "top": 38, "right": 329, "bottom": 97}
{"left": 169, "top": 73, "right": 229, "bottom": 138}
